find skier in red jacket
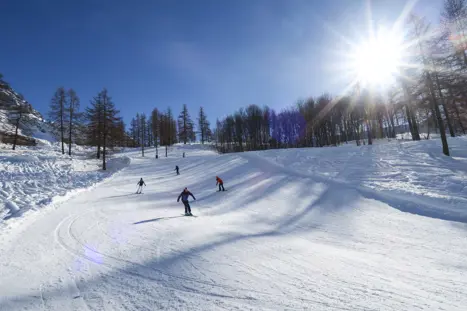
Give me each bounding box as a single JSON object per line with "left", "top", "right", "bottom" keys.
{"left": 216, "top": 176, "right": 225, "bottom": 192}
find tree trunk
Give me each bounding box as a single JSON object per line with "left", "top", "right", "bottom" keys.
{"left": 60, "top": 100, "right": 64, "bottom": 154}
{"left": 12, "top": 114, "right": 20, "bottom": 150}
{"left": 69, "top": 107, "right": 73, "bottom": 156}
{"left": 451, "top": 89, "right": 466, "bottom": 134}
{"left": 102, "top": 98, "right": 107, "bottom": 170}
{"left": 427, "top": 73, "right": 450, "bottom": 155}
{"left": 367, "top": 120, "right": 373, "bottom": 145}
{"left": 453, "top": 100, "right": 466, "bottom": 134}
{"left": 388, "top": 110, "right": 396, "bottom": 138}
{"left": 426, "top": 109, "right": 431, "bottom": 139}
{"left": 142, "top": 129, "right": 145, "bottom": 157}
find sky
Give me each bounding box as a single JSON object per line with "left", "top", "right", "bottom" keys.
{"left": 0, "top": 0, "right": 443, "bottom": 126}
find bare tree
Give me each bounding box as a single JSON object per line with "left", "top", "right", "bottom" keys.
{"left": 49, "top": 87, "right": 67, "bottom": 154}
{"left": 8, "top": 104, "right": 32, "bottom": 150}
{"left": 66, "top": 89, "right": 80, "bottom": 156}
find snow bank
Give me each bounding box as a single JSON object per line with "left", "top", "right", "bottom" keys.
{"left": 249, "top": 136, "right": 467, "bottom": 223}
{"left": 0, "top": 145, "right": 130, "bottom": 226}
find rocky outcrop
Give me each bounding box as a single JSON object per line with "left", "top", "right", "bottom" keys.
{"left": 0, "top": 78, "right": 52, "bottom": 146}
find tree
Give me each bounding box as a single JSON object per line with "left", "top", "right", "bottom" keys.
{"left": 100, "top": 89, "right": 120, "bottom": 170}
{"left": 129, "top": 117, "right": 138, "bottom": 147}
{"left": 146, "top": 117, "right": 153, "bottom": 147}
{"left": 86, "top": 96, "right": 103, "bottom": 159}
{"left": 66, "top": 89, "right": 81, "bottom": 156}
{"left": 86, "top": 89, "right": 121, "bottom": 169}
{"left": 160, "top": 108, "right": 177, "bottom": 156}
{"left": 151, "top": 108, "right": 160, "bottom": 157}
{"left": 408, "top": 14, "right": 450, "bottom": 155}
{"left": 140, "top": 113, "right": 147, "bottom": 157}
{"left": 49, "top": 87, "right": 67, "bottom": 154}
{"left": 441, "top": 0, "right": 467, "bottom": 65}
{"left": 178, "top": 104, "right": 194, "bottom": 144}
{"left": 8, "top": 104, "right": 32, "bottom": 150}
{"left": 198, "top": 107, "right": 211, "bottom": 144}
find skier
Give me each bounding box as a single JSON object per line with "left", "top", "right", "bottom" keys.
{"left": 136, "top": 178, "right": 146, "bottom": 194}
{"left": 216, "top": 176, "right": 225, "bottom": 192}
{"left": 177, "top": 187, "right": 196, "bottom": 215}
{"left": 175, "top": 165, "right": 179, "bottom": 175}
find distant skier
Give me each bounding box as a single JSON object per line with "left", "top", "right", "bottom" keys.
{"left": 216, "top": 176, "right": 225, "bottom": 192}
{"left": 136, "top": 178, "right": 146, "bottom": 194}
{"left": 175, "top": 165, "right": 179, "bottom": 175}
{"left": 177, "top": 187, "right": 196, "bottom": 215}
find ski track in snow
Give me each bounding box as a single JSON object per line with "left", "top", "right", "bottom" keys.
{"left": 1, "top": 141, "right": 466, "bottom": 310}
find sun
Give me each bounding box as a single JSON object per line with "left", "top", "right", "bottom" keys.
{"left": 349, "top": 28, "right": 405, "bottom": 88}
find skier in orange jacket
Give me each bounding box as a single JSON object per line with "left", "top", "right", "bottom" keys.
{"left": 216, "top": 176, "right": 225, "bottom": 192}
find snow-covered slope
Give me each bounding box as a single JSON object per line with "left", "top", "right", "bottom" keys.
{"left": 0, "top": 140, "right": 466, "bottom": 310}
{"left": 0, "top": 80, "right": 55, "bottom": 145}
{"left": 0, "top": 143, "right": 130, "bottom": 229}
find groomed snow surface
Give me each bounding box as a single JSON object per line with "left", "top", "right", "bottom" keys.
{"left": 1, "top": 139, "right": 466, "bottom": 310}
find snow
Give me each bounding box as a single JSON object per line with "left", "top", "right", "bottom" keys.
{"left": 0, "top": 85, "right": 57, "bottom": 146}
{"left": 0, "top": 144, "right": 130, "bottom": 228}
{"left": 0, "top": 140, "right": 466, "bottom": 310}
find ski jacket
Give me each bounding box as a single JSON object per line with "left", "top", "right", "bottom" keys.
{"left": 137, "top": 180, "right": 146, "bottom": 186}
{"left": 178, "top": 190, "right": 195, "bottom": 202}
{"left": 216, "top": 177, "right": 223, "bottom": 185}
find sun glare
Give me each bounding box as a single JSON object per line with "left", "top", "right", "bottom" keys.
{"left": 349, "top": 29, "right": 405, "bottom": 88}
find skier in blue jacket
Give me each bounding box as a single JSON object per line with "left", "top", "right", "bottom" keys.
{"left": 177, "top": 187, "right": 196, "bottom": 215}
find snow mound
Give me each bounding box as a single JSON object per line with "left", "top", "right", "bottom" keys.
{"left": 0, "top": 145, "right": 130, "bottom": 226}
{"left": 251, "top": 136, "right": 467, "bottom": 223}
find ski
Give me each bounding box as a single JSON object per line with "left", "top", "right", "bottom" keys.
{"left": 181, "top": 214, "right": 196, "bottom": 217}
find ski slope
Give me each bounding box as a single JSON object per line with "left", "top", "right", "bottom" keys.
{"left": 1, "top": 140, "right": 466, "bottom": 310}
{"left": 0, "top": 143, "right": 130, "bottom": 227}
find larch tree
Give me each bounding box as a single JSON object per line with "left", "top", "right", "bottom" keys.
{"left": 49, "top": 87, "right": 67, "bottom": 154}
{"left": 86, "top": 89, "right": 121, "bottom": 169}
{"left": 66, "top": 88, "right": 81, "bottom": 156}
{"left": 198, "top": 106, "right": 210, "bottom": 144}
{"left": 151, "top": 108, "right": 160, "bottom": 157}
{"left": 8, "top": 104, "right": 32, "bottom": 150}
{"left": 178, "top": 104, "right": 194, "bottom": 144}
{"left": 99, "top": 89, "right": 120, "bottom": 170}
{"left": 140, "top": 113, "right": 147, "bottom": 157}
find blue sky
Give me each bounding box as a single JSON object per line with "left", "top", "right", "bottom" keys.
{"left": 0, "top": 0, "right": 443, "bottom": 126}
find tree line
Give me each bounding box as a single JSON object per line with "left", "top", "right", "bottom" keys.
{"left": 214, "top": 1, "right": 467, "bottom": 156}
{"left": 130, "top": 104, "right": 212, "bottom": 157}
{"left": 3, "top": 70, "right": 214, "bottom": 168}
{"left": 47, "top": 87, "right": 125, "bottom": 170}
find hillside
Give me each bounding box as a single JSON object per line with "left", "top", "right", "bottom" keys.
{"left": 0, "top": 139, "right": 466, "bottom": 310}
{"left": 0, "top": 78, "right": 55, "bottom": 146}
